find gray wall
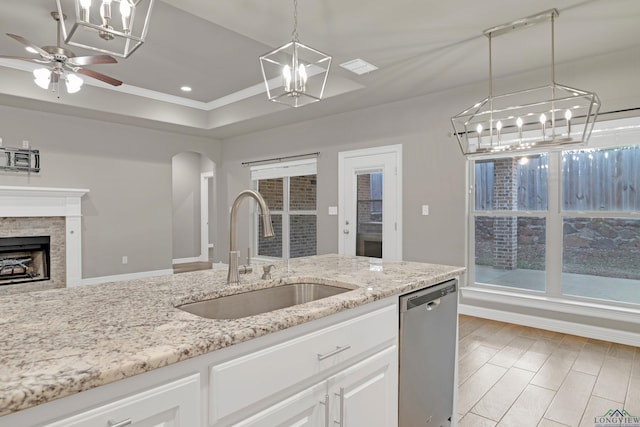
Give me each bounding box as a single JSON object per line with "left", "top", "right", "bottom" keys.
{"left": 0, "top": 105, "right": 221, "bottom": 279}
{"left": 215, "top": 46, "right": 640, "bottom": 271}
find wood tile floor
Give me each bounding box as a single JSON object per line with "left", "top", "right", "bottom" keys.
{"left": 457, "top": 315, "right": 640, "bottom": 427}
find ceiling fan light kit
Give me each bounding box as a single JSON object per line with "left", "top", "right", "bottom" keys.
{"left": 260, "top": 0, "right": 331, "bottom": 108}
{"left": 0, "top": 11, "right": 123, "bottom": 97}
{"left": 55, "top": 0, "right": 155, "bottom": 58}
{"left": 451, "top": 9, "right": 600, "bottom": 156}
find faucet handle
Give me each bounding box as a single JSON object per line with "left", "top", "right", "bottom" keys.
{"left": 261, "top": 264, "right": 276, "bottom": 280}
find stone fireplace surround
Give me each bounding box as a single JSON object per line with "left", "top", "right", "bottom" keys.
{"left": 0, "top": 186, "right": 88, "bottom": 294}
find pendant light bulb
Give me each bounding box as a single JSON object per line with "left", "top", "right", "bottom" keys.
{"left": 283, "top": 65, "right": 292, "bottom": 92}
{"left": 476, "top": 123, "right": 483, "bottom": 134}
{"left": 33, "top": 68, "right": 51, "bottom": 90}
{"left": 516, "top": 117, "right": 523, "bottom": 128}
{"left": 496, "top": 120, "right": 503, "bottom": 131}
{"left": 539, "top": 113, "right": 547, "bottom": 124}
{"left": 79, "top": 0, "right": 92, "bottom": 21}
{"left": 297, "top": 63, "right": 307, "bottom": 92}
{"left": 120, "top": 0, "right": 132, "bottom": 32}
{"left": 564, "top": 109, "right": 572, "bottom": 121}
{"left": 120, "top": 0, "right": 131, "bottom": 17}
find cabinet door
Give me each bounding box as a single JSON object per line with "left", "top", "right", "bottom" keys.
{"left": 328, "top": 346, "right": 398, "bottom": 427}
{"left": 232, "top": 381, "right": 327, "bottom": 427}
{"left": 44, "top": 374, "right": 200, "bottom": 427}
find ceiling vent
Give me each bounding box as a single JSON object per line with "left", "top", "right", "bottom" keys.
{"left": 340, "top": 59, "right": 378, "bottom": 75}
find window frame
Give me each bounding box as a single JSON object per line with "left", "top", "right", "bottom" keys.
{"left": 467, "top": 117, "right": 640, "bottom": 308}
{"left": 250, "top": 159, "right": 317, "bottom": 261}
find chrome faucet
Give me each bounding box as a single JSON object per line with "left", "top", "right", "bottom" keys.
{"left": 227, "top": 190, "right": 274, "bottom": 285}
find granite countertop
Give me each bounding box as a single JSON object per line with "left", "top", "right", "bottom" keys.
{"left": 0, "top": 254, "right": 464, "bottom": 417}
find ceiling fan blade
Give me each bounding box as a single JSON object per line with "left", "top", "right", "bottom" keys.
{"left": 6, "top": 33, "right": 52, "bottom": 60}
{"left": 67, "top": 55, "right": 118, "bottom": 67}
{"left": 0, "top": 55, "right": 50, "bottom": 64}
{"left": 76, "top": 68, "right": 123, "bottom": 86}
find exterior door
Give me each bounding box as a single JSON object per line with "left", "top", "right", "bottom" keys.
{"left": 338, "top": 145, "right": 402, "bottom": 260}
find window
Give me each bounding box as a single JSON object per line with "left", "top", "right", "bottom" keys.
{"left": 473, "top": 155, "right": 548, "bottom": 291}
{"left": 356, "top": 172, "right": 383, "bottom": 258}
{"left": 469, "top": 120, "right": 640, "bottom": 306}
{"left": 251, "top": 159, "right": 317, "bottom": 260}
{"left": 561, "top": 146, "right": 640, "bottom": 301}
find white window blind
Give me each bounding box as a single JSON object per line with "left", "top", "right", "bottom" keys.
{"left": 250, "top": 159, "right": 317, "bottom": 180}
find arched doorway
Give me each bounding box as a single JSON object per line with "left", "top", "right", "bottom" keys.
{"left": 171, "top": 151, "right": 216, "bottom": 271}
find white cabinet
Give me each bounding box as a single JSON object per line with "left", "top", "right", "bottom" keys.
{"left": 44, "top": 374, "right": 200, "bottom": 427}
{"left": 327, "top": 346, "right": 397, "bottom": 427}
{"left": 232, "top": 346, "right": 397, "bottom": 427}
{"left": 212, "top": 302, "right": 399, "bottom": 427}
{"left": 232, "top": 381, "right": 327, "bottom": 427}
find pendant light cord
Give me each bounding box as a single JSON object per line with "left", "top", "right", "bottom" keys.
{"left": 292, "top": 0, "right": 299, "bottom": 42}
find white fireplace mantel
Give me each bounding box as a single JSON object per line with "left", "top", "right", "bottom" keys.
{"left": 0, "top": 186, "right": 89, "bottom": 287}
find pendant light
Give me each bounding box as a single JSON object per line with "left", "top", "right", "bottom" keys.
{"left": 259, "top": 0, "right": 332, "bottom": 108}
{"left": 55, "top": 0, "right": 155, "bottom": 58}
{"left": 451, "top": 9, "right": 600, "bottom": 156}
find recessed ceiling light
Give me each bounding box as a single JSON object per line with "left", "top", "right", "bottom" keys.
{"left": 339, "top": 59, "right": 378, "bottom": 75}
{"left": 180, "top": 86, "right": 192, "bottom": 92}
{"left": 25, "top": 47, "right": 38, "bottom": 54}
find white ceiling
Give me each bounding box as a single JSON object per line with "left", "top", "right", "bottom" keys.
{"left": 0, "top": 0, "right": 638, "bottom": 139}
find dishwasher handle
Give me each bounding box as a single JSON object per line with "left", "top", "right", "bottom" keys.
{"left": 425, "top": 299, "right": 441, "bottom": 310}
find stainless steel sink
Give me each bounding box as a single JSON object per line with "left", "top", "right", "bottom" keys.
{"left": 177, "top": 282, "right": 352, "bottom": 319}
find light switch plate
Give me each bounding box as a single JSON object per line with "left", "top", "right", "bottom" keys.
{"left": 328, "top": 206, "right": 338, "bottom": 215}
{"left": 421, "top": 205, "right": 429, "bottom": 216}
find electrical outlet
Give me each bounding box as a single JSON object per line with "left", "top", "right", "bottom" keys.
{"left": 122, "top": 256, "right": 128, "bottom": 264}
{"left": 22, "top": 140, "right": 29, "bottom": 149}
{"left": 421, "top": 205, "right": 429, "bottom": 216}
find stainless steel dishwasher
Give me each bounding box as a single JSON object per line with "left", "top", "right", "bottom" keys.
{"left": 398, "top": 279, "right": 458, "bottom": 427}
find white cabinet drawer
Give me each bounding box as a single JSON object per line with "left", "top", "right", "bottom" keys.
{"left": 209, "top": 303, "right": 397, "bottom": 423}
{"left": 44, "top": 374, "right": 200, "bottom": 427}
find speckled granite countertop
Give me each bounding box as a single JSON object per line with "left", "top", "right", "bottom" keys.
{"left": 0, "top": 254, "right": 463, "bottom": 417}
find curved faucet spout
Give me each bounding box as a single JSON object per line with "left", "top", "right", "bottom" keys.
{"left": 228, "top": 190, "right": 274, "bottom": 284}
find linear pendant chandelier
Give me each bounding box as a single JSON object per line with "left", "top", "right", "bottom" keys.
{"left": 55, "top": 0, "right": 155, "bottom": 58}
{"left": 451, "top": 9, "right": 600, "bottom": 156}
{"left": 259, "top": 0, "right": 332, "bottom": 108}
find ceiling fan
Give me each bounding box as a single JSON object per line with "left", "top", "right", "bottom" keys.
{"left": 0, "top": 11, "right": 122, "bottom": 94}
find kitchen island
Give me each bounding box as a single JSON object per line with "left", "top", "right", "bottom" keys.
{"left": 0, "top": 254, "right": 463, "bottom": 426}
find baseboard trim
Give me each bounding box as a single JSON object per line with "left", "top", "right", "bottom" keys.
{"left": 459, "top": 303, "right": 640, "bottom": 346}
{"left": 81, "top": 269, "right": 174, "bottom": 286}
{"left": 172, "top": 256, "right": 208, "bottom": 264}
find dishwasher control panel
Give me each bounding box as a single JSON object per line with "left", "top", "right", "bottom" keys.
{"left": 402, "top": 279, "right": 457, "bottom": 311}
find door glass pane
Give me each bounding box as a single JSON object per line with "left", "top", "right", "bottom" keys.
{"left": 475, "top": 154, "right": 548, "bottom": 211}
{"left": 258, "top": 178, "right": 283, "bottom": 210}
{"left": 258, "top": 214, "right": 282, "bottom": 258}
{"left": 290, "top": 175, "right": 316, "bottom": 210}
{"left": 356, "top": 172, "right": 382, "bottom": 258}
{"left": 290, "top": 215, "right": 317, "bottom": 258}
{"left": 562, "top": 146, "right": 640, "bottom": 212}
{"left": 562, "top": 217, "right": 640, "bottom": 304}
{"left": 475, "top": 216, "right": 546, "bottom": 291}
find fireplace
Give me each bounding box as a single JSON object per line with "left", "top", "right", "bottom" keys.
{"left": 0, "top": 186, "right": 88, "bottom": 294}
{"left": 0, "top": 236, "right": 51, "bottom": 286}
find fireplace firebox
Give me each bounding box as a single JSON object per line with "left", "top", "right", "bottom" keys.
{"left": 0, "top": 236, "right": 51, "bottom": 286}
